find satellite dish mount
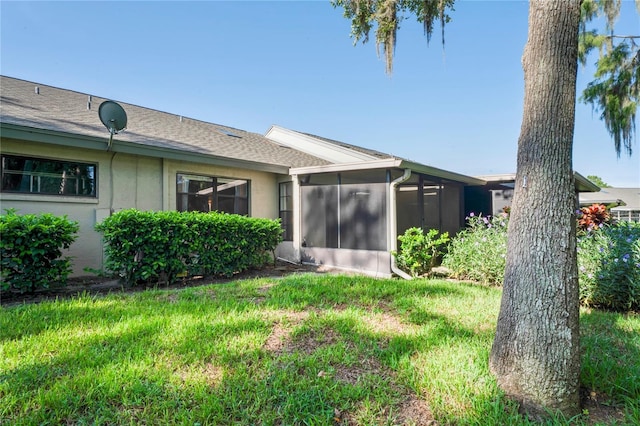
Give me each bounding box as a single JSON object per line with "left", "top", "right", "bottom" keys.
{"left": 98, "top": 100, "right": 127, "bottom": 151}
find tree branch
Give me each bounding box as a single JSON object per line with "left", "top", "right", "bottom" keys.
{"left": 605, "top": 35, "right": 640, "bottom": 39}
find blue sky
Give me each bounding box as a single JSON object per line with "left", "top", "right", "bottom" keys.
{"left": 1, "top": 0, "right": 638, "bottom": 187}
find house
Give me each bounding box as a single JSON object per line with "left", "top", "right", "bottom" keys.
{"left": 579, "top": 187, "right": 640, "bottom": 222}
{"left": 0, "top": 76, "right": 599, "bottom": 279}
{"left": 1, "top": 76, "right": 324, "bottom": 276}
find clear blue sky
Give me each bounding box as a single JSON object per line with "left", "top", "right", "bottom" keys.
{"left": 2, "top": 0, "right": 638, "bottom": 187}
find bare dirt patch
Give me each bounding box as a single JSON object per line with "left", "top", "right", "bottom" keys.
{"left": 581, "top": 388, "right": 626, "bottom": 425}
{"left": 394, "top": 396, "right": 437, "bottom": 426}
{"left": 262, "top": 310, "right": 311, "bottom": 354}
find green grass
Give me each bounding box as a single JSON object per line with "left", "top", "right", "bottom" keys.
{"left": 1, "top": 274, "right": 638, "bottom": 425}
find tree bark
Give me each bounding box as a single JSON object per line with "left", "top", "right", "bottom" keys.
{"left": 489, "top": 0, "right": 582, "bottom": 419}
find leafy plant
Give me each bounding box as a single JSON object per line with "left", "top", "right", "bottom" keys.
{"left": 442, "top": 212, "right": 508, "bottom": 285}
{"left": 578, "top": 203, "right": 610, "bottom": 232}
{"left": 577, "top": 221, "right": 640, "bottom": 311}
{"left": 95, "top": 209, "right": 282, "bottom": 286}
{"left": 393, "top": 227, "right": 449, "bottom": 277}
{"left": 0, "top": 209, "right": 79, "bottom": 293}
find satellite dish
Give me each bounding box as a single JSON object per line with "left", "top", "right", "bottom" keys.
{"left": 98, "top": 100, "right": 127, "bottom": 151}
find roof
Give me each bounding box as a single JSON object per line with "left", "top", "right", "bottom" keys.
{"left": 265, "top": 125, "right": 390, "bottom": 163}
{"left": 268, "top": 125, "right": 485, "bottom": 185}
{"left": 476, "top": 172, "right": 601, "bottom": 192}
{"left": 579, "top": 187, "right": 640, "bottom": 210}
{"left": 0, "top": 76, "right": 329, "bottom": 173}
{"left": 290, "top": 158, "right": 486, "bottom": 185}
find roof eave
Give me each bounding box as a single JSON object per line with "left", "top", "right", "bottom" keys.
{"left": 476, "top": 171, "right": 601, "bottom": 192}
{"left": 0, "top": 123, "right": 290, "bottom": 174}
{"left": 290, "top": 158, "right": 486, "bottom": 185}
{"left": 574, "top": 171, "right": 601, "bottom": 192}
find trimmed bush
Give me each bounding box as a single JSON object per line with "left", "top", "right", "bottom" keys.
{"left": 0, "top": 209, "right": 79, "bottom": 293}
{"left": 393, "top": 227, "right": 449, "bottom": 277}
{"left": 442, "top": 213, "right": 508, "bottom": 285}
{"left": 95, "top": 209, "right": 282, "bottom": 286}
{"left": 578, "top": 221, "right": 640, "bottom": 311}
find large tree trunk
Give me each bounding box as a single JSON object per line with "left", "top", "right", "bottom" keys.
{"left": 489, "top": 0, "right": 582, "bottom": 419}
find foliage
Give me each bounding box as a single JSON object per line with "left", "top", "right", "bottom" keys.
{"left": 442, "top": 211, "right": 640, "bottom": 312}
{"left": 0, "top": 209, "right": 79, "bottom": 293}
{"left": 579, "top": 0, "right": 639, "bottom": 157}
{"left": 95, "top": 209, "right": 282, "bottom": 286}
{"left": 332, "top": 0, "right": 455, "bottom": 74}
{"left": 586, "top": 174, "right": 610, "bottom": 188}
{"left": 442, "top": 212, "right": 508, "bottom": 285}
{"left": 578, "top": 203, "right": 611, "bottom": 231}
{"left": 393, "top": 227, "right": 449, "bottom": 277}
{"left": 577, "top": 221, "right": 640, "bottom": 311}
{"left": 1, "top": 274, "right": 638, "bottom": 425}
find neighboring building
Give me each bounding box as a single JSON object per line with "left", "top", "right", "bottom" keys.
{"left": 579, "top": 187, "right": 640, "bottom": 222}
{"left": 467, "top": 173, "right": 600, "bottom": 217}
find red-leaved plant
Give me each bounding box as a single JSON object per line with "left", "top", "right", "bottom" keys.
{"left": 578, "top": 203, "right": 610, "bottom": 231}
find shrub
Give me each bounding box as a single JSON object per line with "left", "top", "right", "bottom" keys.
{"left": 0, "top": 209, "right": 79, "bottom": 293}
{"left": 578, "top": 203, "right": 611, "bottom": 232}
{"left": 95, "top": 209, "right": 282, "bottom": 286}
{"left": 578, "top": 221, "right": 640, "bottom": 311}
{"left": 442, "top": 213, "right": 508, "bottom": 285}
{"left": 393, "top": 228, "right": 449, "bottom": 277}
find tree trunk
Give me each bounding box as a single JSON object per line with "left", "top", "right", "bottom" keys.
{"left": 489, "top": 0, "right": 582, "bottom": 419}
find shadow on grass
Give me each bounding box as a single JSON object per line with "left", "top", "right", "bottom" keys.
{"left": 580, "top": 309, "right": 640, "bottom": 403}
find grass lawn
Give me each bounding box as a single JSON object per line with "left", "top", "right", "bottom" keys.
{"left": 1, "top": 274, "right": 638, "bottom": 425}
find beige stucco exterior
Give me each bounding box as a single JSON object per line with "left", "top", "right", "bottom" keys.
{"left": 0, "top": 138, "right": 282, "bottom": 276}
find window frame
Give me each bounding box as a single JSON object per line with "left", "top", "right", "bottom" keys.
{"left": 176, "top": 172, "right": 250, "bottom": 215}
{"left": 279, "top": 181, "right": 293, "bottom": 241}
{"left": 1, "top": 154, "right": 97, "bottom": 198}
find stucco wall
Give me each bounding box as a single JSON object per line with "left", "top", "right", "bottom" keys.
{"left": 1, "top": 138, "right": 281, "bottom": 277}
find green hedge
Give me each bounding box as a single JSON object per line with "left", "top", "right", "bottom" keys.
{"left": 95, "top": 209, "right": 282, "bottom": 286}
{"left": 0, "top": 210, "right": 79, "bottom": 293}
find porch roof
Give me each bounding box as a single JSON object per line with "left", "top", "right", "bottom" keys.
{"left": 474, "top": 172, "right": 600, "bottom": 192}
{"left": 290, "top": 158, "right": 487, "bottom": 185}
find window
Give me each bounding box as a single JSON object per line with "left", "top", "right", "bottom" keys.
{"left": 279, "top": 182, "right": 293, "bottom": 241}
{"left": 1, "top": 155, "right": 96, "bottom": 197}
{"left": 176, "top": 173, "right": 249, "bottom": 215}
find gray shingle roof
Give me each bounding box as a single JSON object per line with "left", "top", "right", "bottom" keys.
{"left": 0, "top": 76, "right": 329, "bottom": 169}
{"left": 580, "top": 187, "right": 640, "bottom": 210}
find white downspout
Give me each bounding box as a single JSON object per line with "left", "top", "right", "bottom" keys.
{"left": 389, "top": 168, "right": 413, "bottom": 280}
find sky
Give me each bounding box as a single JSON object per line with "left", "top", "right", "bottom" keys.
{"left": 1, "top": 0, "right": 639, "bottom": 187}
